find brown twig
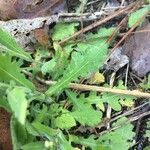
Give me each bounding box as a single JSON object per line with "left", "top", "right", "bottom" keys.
{"left": 120, "top": 29, "right": 150, "bottom": 36}
{"left": 100, "top": 110, "right": 150, "bottom": 136}
{"left": 111, "top": 20, "right": 144, "bottom": 53}
{"left": 58, "top": 1, "right": 137, "bottom": 46}
{"left": 36, "top": 76, "right": 150, "bottom": 98}
{"left": 110, "top": 102, "right": 149, "bottom": 123}
{"left": 110, "top": 2, "right": 148, "bottom": 53}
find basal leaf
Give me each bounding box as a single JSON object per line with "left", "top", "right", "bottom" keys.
{"left": 67, "top": 91, "right": 102, "bottom": 126}
{"left": 32, "top": 122, "right": 58, "bottom": 138}
{"left": 70, "top": 117, "right": 135, "bottom": 150}
{"left": 69, "top": 135, "right": 110, "bottom": 150}
{"left": 85, "top": 82, "right": 136, "bottom": 111}
{"left": 46, "top": 43, "right": 108, "bottom": 96}
{"left": 0, "top": 28, "right": 32, "bottom": 61}
{"left": 0, "top": 55, "right": 35, "bottom": 90}
{"left": 100, "top": 93, "right": 122, "bottom": 111}
{"left": 58, "top": 132, "right": 75, "bottom": 150}
{"left": 21, "top": 142, "right": 46, "bottom": 150}
{"left": 41, "top": 59, "right": 56, "bottom": 75}
{"left": 7, "top": 87, "right": 28, "bottom": 125}
{"left": 55, "top": 113, "right": 76, "bottom": 129}
{"left": 98, "top": 117, "right": 135, "bottom": 150}
{"left": 11, "top": 117, "right": 31, "bottom": 150}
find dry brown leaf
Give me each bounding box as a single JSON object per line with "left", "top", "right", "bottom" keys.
{"left": 0, "top": 0, "right": 17, "bottom": 20}
{"left": 123, "top": 23, "right": 150, "bottom": 77}
{"left": 0, "top": 0, "right": 66, "bottom": 20}
{"left": 15, "top": 0, "right": 66, "bottom": 19}
{"left": 33, "top": 27, "right": 49, "bottom": 46}
{"left": 106, "top": 23, "right": 150, "bottom": 77}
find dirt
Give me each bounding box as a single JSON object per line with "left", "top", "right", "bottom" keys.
{"left": 0, "top": 108, "right": 12, "bottom": 150}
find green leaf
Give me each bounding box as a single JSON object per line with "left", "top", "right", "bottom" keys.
{"left": 52, "top": 23, "right": 78, "bottom": 41}
{"left": 32, "top": 122, "right": 58, "bottom": 138}
{"left": 146, "top": 0, "right": 150, "bottom": 3}
{"left": 46, "top": 43, "right": 108, "bottom": 96}
{"left": 145, "top": 120, "right": 150, "bottom": 140}
{"left": 21, "top": 142, "right": 46, "bottom": 150}
{"left": 128, "top": 6, "right": 150, "bottom": 28}
{"left": 26, "top": 121, "right": 40, "bottom": 136}
{"left": 49, "top": 43, "right": 69, "bottom": 80}
{"left": 100, "top": 93, "right": 122, "bottom": 111}
{"left": 71, "top": 109, "right": 102, "bottom": 127}
{"left": 67, "top": 91, "right": 102, "bottom": 126}
{"left": 34, "top": 105, "right": 48, "bottom": 123}
{"left": 144, "top": 146, "right": 150, "bottom": 150}
{"left": 70, "top": 118, "right": 135, "bottom": 150}
{"left": 58, "top": 132, "right": 75, "bottom": 150}
{"left": 0, "top": 97, "right": 11, "bottom": 112}
{"left": 0, "top": 55, "right": 35, "bottom": 90}
{"left": 41, "top": 59, "right": 56, "bottom": 75}
{"left": 69, "top": 135, "right": 110, "bottom": 150}
{"left": 98, "top": 27, "right": 117, "bottom": 37}
{"left": 86, "top": 27, "right": 117, "bottom": 40}
{"left": 7, "top": 87, "right": 28, "bottom": 124}
{"left": 98, "top": 117, "right": 135, "bottom": 150}
{"left": 55, "top": 113, "right": 76, "bottom": 129}
{"left": 100, "top": 92, "right": 136, "bottom": 111}
{"left": 140, "top": 75, "right": 150, "bottom": 89}
{"left": 85, "top": 81, "right": 136, "bottom": 111}
{"left": 0, "top": 28, "right": 32, "bottom": 61}
{"left": 11, "top": 117, "right": 32, "bottom": 150}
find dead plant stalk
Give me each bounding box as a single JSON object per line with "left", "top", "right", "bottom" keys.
{"left": 36, "top": 76, "right": 150, "bottom": 98}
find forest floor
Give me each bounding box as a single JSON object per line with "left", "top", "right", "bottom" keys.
{"left": 0, "top": 0, "right": 150, "bottom": 150}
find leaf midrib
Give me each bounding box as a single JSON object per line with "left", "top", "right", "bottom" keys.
{"left": 0, "top": 67, "right": 27, "bottom": 88}
{"left": 46, "top": 61, "right": 89, "bottom": 95}
{"left": 0, "top": 44, "right": 31, "bottom": 61}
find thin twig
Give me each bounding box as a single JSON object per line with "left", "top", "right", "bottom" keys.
{"left": 125, "top": 63, "right": 129, "bottom": 87}
{"left": 100, "top": 110, "right": 150, "bottom": 136}
{"left": 106, "top": 72, "right": 116, "bottom": 129}
{"left": 110, "top": 102, "right": 149, "bottom": 123}
{"left": 36, "top": 76, "right": 150, "bottom": 98}
{"left": 129, "top": 111, "right": 150, "bottom": 122}
{"left": 120, "top": 29, "right": 150, "bottom": 36}
{"left": 59, "top": 1, "right": 137, "bottom": 46}
{"left": 110, "top": 3, "right": 148, "bottom": 53}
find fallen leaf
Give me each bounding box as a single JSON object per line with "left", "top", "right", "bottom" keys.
{"left": 16, "top": 0, "right": 66, "bottom": 19}
{"left": 33, "top": 27, "right": 49, "bottom": 46}
{"left": 0, "top": 0, "right": 17, "bottom": 20}
{"left": 123, "top": 22, "right": 150, "bottom": 77}
{"left": 106, "top": 22, "right": 150, "bottom": 77}
{"left": 105, "top": 47, "right": 129, "bottom": 71}
{"left": 0, "top": 0, "right": 66, "bottom": 20}
{"left": 89, "top": 72, "right": 105, "bottom": 84}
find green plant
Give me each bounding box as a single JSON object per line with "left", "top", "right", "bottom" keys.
{"left": 0, "top": 4, "right": 150, "bottom": 149}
